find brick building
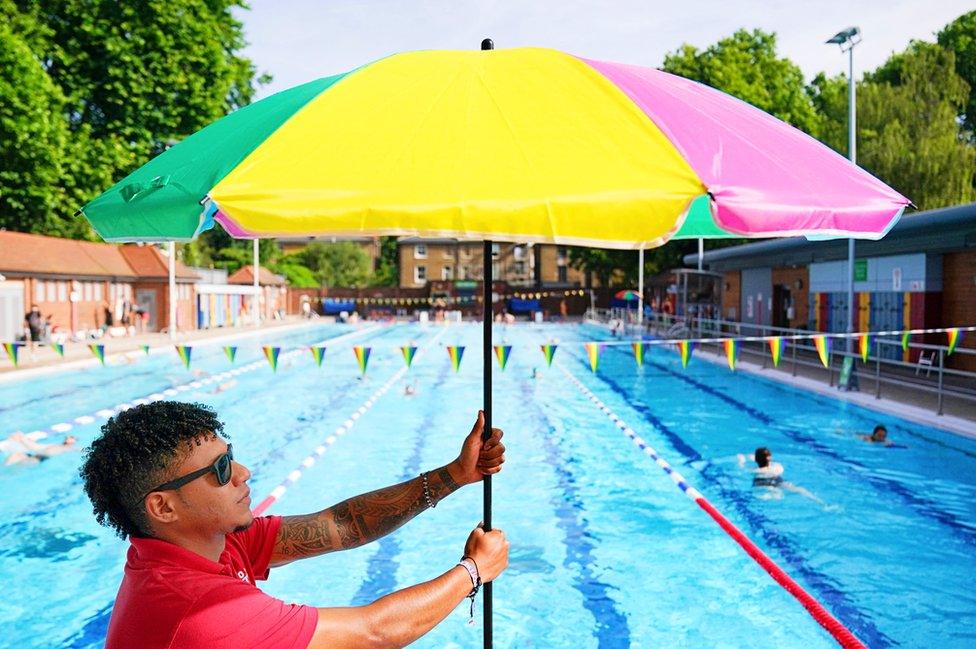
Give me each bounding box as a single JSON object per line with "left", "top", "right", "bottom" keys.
{"left": 227, "top": 265, "right": 288, "bottom": 322}
{"left": 0, "top": 231, "right": 197, "bottom": 340}
{"left": 686, "top": 202, "right": 976, "bottom": 370}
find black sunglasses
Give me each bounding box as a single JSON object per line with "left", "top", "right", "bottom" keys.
{"left": 145, "top": 444, "right": 234, "bottom": 498}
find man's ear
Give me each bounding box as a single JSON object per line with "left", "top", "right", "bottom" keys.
{"left": 145, "top": 492, "right": 180, "bottom": 527}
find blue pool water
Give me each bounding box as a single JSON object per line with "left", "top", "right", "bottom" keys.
{"left": 1, "top": 321, "right": 974, "bottom": 647}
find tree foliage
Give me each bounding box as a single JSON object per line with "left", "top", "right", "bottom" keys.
{"left": 938, "top": 10, "right": 976, "bottom": 136}
{"left": 662, "top": 29, "right": 821, "bottom": 136}
{"left": 290, "top": 242, "right": 371, "bottom": 288}
{"left": 0, "top": 0, "right": 265, "bottom": 237}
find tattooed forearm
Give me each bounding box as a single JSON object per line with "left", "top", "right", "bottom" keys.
{"left": 270, "top": 465, "right": 464, "bottom": 565}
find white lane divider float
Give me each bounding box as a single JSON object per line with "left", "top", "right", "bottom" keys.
{"left": 9, "top": 325, "right": 383, "bottom": 442}
{"left": 252, "top": 326, "right": 448, "bottom": 516}
{"left": 557, "top": 362, "right": 867, "bottom": 649}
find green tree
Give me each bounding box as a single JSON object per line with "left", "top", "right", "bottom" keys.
{"left": 0, "top": 24, "right": 70, "bottom": 235}
{"left": 662, "top": 29, "right": 821, "bottom": 136}
{"left": 1, "top": 0, "right": 267, "bottom": 237}
{"left": 295, "top": 242, "right": 371, "bottom": 288}
{"left": 938, "top": 11, "right": 976, "bottom": 136}
{"left": 812, "top": 42, "right": 975, "bottom": 209}
{"left": 370, "top": 237, "right": 400, "bottom": 287}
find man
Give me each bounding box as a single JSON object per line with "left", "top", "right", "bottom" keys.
{"left": 79, "top": 401, "right": 508, "bottom": 648}
{"left": 860, "top": 424, "right": 890, "bottom": 445}
{"left": 23, "top": 303, "right": 44, "bottom": 355}
{"left": 738, "top": 446, "right": 784, "bottom": 487}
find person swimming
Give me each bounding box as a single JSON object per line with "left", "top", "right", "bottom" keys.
{"left": 4, "top": 433, "right": 78, "bottom": 466}
{"left": 743, "top": 447, "right": 784, "bottom": 487}
{"left": 861, "top": 425, "right": 890, "bottom": 445}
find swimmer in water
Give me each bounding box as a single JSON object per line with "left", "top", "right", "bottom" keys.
{"left": 4, "top": 434, "right": 78, "bottom": 466}
{"left": 209, "top": 379, "right": 238, "bottom": 395}
{"left": 530, "top": 367, "right": 540, "bottom": 380}
{"left": 404, "top": 380, "right": 418, "bottom": 396}
{"left": 738, "top": 447, "right": 833, "bottom": 507}
{"left": 860, "top": 425, "right": 891, "bottom": 445}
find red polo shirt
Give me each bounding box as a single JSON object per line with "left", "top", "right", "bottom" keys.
{"left": 105, "top": 515, "right": 318, "bottom": 649}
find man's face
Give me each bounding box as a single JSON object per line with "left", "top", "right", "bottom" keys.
{"left": 873, "top": 429, "right": 887, "bottom": 442}
{"left": 162, "top": 436, "right": 254, "bottom": 535}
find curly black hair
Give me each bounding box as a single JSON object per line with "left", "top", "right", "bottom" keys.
{"left": 79, "top": 401, "right": 228, "bottom": 539}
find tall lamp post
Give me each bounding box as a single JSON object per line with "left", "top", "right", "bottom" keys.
{"left": 827, "top": 26, "right": 861, "bottom": 352}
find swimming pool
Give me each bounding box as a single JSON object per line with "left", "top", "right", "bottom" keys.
{"left": 1, "top": 321, "right": 974, "bottom": 647}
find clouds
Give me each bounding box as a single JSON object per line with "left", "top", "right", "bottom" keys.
{"left": 239, "top": 0, "right": 972, "bottom": 98}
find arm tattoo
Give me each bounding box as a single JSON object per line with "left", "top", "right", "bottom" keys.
{"left": 271, "top": 466, "right": 463, "bottom": 565}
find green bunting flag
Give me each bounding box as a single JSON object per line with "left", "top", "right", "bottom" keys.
{"left": 400, "top": 345, "right": 417, "bottom": 368}
{"left": 724, "top": 339, "right": 738, "bottom": 371}
{"left": 677, "top": 340, "right": 693, "bottom": 369}
{"left": 89, "top": 344, "right": 106, "bottom": 366}
{"left": 50, "top": 343, "right": 65, "bottom": 358}
{"left": 447, "top": 346, "right": 465, "bottom": 372}
{"left": 540, "top": 344, "right": 558, "bottom": 367}
{"left": 814, "top": 336, "right": 830, "bottom": 367}
{"left": 310, "top": 346, "right": 326, "bottom": 367}
{"left": 353, "top": 346, "right": 371, "bottom": 375}
{"left": 947, "top": 328, "right": 962, "bottom": 355}
{"left": 174, "top": 345, "right": 192, "bottom": 369}
{"left": 223, "top": 346, "right": 238, "bottom": 363}
{"left": 631, "top": 342, "right": 648, "bottom": 367}
{"left": 141, "top": 344, "right": 151, "bottom": 355}
{"left": 263, "top": 346, "right": 281, "bottom": 372}
{"left": 768, "top": 337, "right": 784, "bottom": 367}
{"left": 3, "top": 342, "right": 20, "bottom": 367}
{"left": 901, "top": 331, "right": 910, "bottom": 352}
{"left": 584, "top": 342, "right": 600, "bottom": 372}
{"left": 493, "top": 345, "right": 512, "bottom": 371}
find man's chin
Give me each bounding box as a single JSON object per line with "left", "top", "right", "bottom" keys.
{"left": 233, "top": 514, "right": 255, "bottom": 534}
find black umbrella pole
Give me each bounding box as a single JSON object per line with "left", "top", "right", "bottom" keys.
{"left": 482, "top": 239, "right": 493, "bottom": 647}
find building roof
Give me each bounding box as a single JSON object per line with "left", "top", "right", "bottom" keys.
{"left": 227, "top": 265, "right": 286, "bottom": 286}
{"left": 684, "top": 202, "right": 976, "bottom": 271}
{"left": 118, "top": 244, "right": 199, "bottom": 280}
{"left": 0, "top": 231, "right": 199, "bottom": 280}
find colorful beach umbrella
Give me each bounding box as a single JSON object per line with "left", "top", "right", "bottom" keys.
{"left": 78, "top": 43, "right": 909, "bottom": 642}
{"left": 614, "top": 290, "right": 641, "bottom": 301}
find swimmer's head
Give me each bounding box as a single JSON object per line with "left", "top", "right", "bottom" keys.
{"left": 754, "top": 447, "right": 772, "bottom": 468}
{"left": 65, "top": 435, "right": 77, "bottom": 446}
{"left": 871, "top": 425, "right": 887, "bottom": 442}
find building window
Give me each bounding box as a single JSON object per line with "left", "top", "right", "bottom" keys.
{"left": 414, "top": 244, "right": 427, "bottom": 259}
{"left": 443, "top": 248, "right": 454, "bottom": 260}
{"left": 84, "top": 282, "right": 93, "bottom": 301}
{"left": 35, "top": 280, "right": 45, "bottom": 303}
{"left": 513, "top": 261, "right": 526, "bottom": 275}
{"left": 557, "top": 246, "right": 568, "bottom": 264}
{"left": 414, "top": 265, "right": 427, "bottom": 284}
{"left": 491, "top": 243, "right": 500, "bottom": 258}
{"left": 513, "top": 245, "right": 525, "bottom": 260}
{"left": 94, "top": 283, "right": 103, "bottom": 301}
{"left": 57, "top": 281, "right": 67, "bottom": 302}
{"left": 441, "top": 266, "right": 453, "bottom": 280}
{"left": 46, "top": 281, "right": 56, "bottom": 302}
{"left": 460, "top": 266, "right": 469, "bottom": 280}
{"left": 461, "top": 247, "right": 473, "bottom": 259}
{"left": 558, "top": 266, "right": 568, "bottom": 283}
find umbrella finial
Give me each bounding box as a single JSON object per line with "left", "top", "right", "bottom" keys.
{"left": 481, "top": 38, "right": 494, "bottom": 51}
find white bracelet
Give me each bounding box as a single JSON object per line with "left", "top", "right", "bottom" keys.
{"left": 421, "top": 472, "right": 436, "bottom": 509}
{"left": 457, "top": 557, "right": 481, "bottom": 595}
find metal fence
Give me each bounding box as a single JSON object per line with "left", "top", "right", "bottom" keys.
{"left": 584, "top": 310, "right": 976, "bottom": 417}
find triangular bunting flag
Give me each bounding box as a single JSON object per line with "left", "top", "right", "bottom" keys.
{"left": 814, "top": 336, "right": 830, "bottom": 367}
{"left": 310, "top": 346, "right": 326, "bottom": 367}
{"left": 223, "top": 346, "right": 238, "bottom": 363}
{"left": 174, "top": 345, "right": 191, "bottom": 369}
{"left": 3, "top": 342, "right": 20, "bottom": 367}
{"left": 677, "top": 340, "right": 693, "bottom": 369}
{"left": 540, "top": 344, "right": 558, "bottom": 367}
{"left": 353, "top": 346, "right": 371, "bottom": 375}
{"left": 631, "top": 342, "right": 648, "bottom": 367}
{"left": 493, "top": 345, "right": 512, "bottom": 371}
{"left": 262, "top": 346, "right": 280, "bottom": 372}
{"left": 724, "top": 339, "right": 738, "bottom": 371}
{"left": 584, "top": 342, "right": 600, "bottom": 372}
{"left": 947, "top": 328, "right": 962, "bottom": 355}
{"left": 141, "top": 344, "right": 151, "bottom": 355}
{"left": 901, "top": 331, "right": 910, "bottom": 352}
{"left": 447, "top": 346, "right": 465, "bottom": 372}
{"left": 858, "top": 334, "right": 871, "bottom": 363}
{"left": 89, "top": 344, "right": 106, "bottom": 366}
{"left": 768, "top": 337, "right": 784, "bottom": 367}
{"left": 400, "top": 345, "right": 417, "bottom": 369}
{"left": 50, "top": 343, "right": 65, "bottom": 358}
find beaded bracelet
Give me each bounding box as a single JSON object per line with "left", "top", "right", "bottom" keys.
{"left": 421, "top": 471, "right": 436, "bottom": 509}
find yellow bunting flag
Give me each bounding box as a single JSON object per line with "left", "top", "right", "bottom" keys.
{"left": 263, "top": 346, "right": 281, "bottom": 372}
{"left": 768, "top": 337, "right": 784, "bottom": 367}
{"left": 723, "top": 339, "right": 738, "bottom": 371}
{"left": 540, "top": 344, "right": 558, "bottom": 367}
{"left": 631, "top": 341, "right": 648, "bottom": 367}
{"left": 3, "top": 342, "right": 20, "bottom": 367}
{"left": 947, "top": 328, "right": 962, "bottom": 355}
{"left": 174, "top": 345, "right": 191, "bottom": 369}
{"left": 677, "top": 340, "right": 693, "bottom": 369}
{"left": 310, "top": 346, "right": 326, "bottom": 367}
{"left": 353, "top": 346, "right": 371, "bottom": 375}
{"left": 493, "top": 345, "right": 512, "bottom": 371}
{"left": 584, "top": 342, "right": 600, "bottom": 372}
{"left": 814, "top": 336, "right": 830, "bottom": 367}
{"left": 858, "top": 334, "right": 871, "bottom": 363}
{"left": 400, "top": 345, "right": 417, "bottom": 368}
{"left": 447, "top": 345, "right": 465, "bottom": 372}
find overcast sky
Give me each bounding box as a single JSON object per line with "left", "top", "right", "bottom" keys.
{"left": 239, "top": 1, "right": 972, "bottom": 99}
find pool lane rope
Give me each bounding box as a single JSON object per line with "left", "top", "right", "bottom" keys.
{"left": 10, "top": 327, "right": 381, "bottom": 442}
{"left": 558, "top": 363, "right": 867, "bottom": 649}
{"left": 253, "top": 327, "right": 448, "bottom": 516}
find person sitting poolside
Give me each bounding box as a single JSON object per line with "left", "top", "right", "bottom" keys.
{"left": 78, "top": 401, "right": 509, "bottom": 649}
{"left": 4, "top": 433, "right": 78, "bottom": 466}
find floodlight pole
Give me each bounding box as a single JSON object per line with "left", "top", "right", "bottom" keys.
{"left": 637, "top": 246, "right": 644, "bottom": 327}
{"left": 828, "top": 27, "right": 860, "bottom": 353}
{"left": 168, "top": 242, "right": 177, "bottom": 340}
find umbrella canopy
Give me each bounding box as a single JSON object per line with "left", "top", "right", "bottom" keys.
{"left": 614, "top": 290, "right": 641, "bottom": 301}
{"left": 82, "top": 47, "right": 908, "bottom": 245}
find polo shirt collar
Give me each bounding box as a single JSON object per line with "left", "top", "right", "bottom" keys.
{"left": 129, "top": 536, "right": 228, "bottom": 575}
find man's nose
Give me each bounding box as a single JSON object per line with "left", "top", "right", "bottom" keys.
{"left": 232, "top": 461, "right": 251, "bottom": 484}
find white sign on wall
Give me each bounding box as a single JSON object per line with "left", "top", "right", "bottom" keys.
{"left": 892, "top": 268, "right": 902, "bottom": 291}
